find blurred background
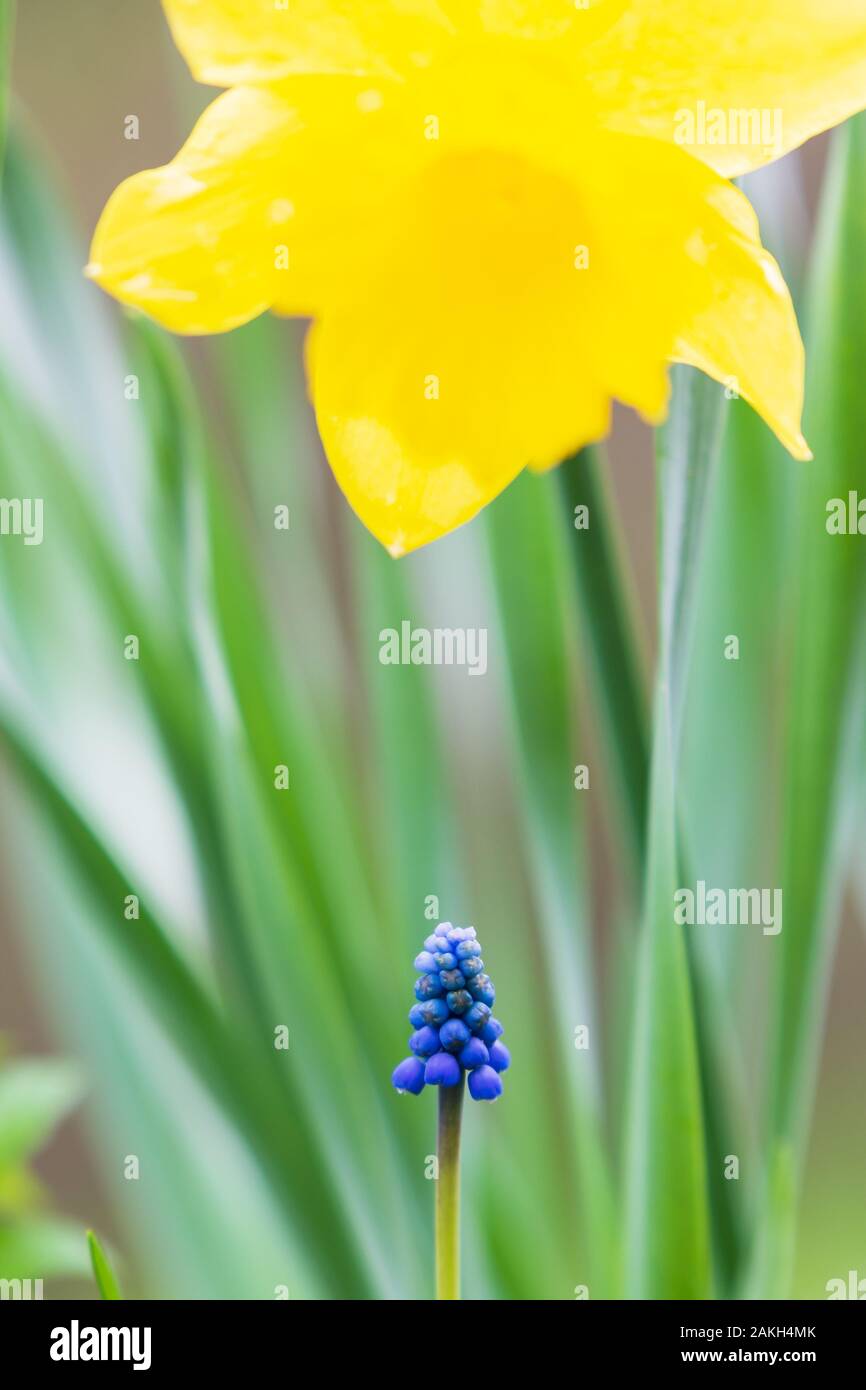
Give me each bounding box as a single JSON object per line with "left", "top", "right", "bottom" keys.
{"left": 0, "top": 0, "right": 864, "bottom": 1300}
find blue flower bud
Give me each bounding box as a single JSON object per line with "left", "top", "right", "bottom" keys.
{"left": 457, "top": 941, "right": 481, "bottom": 960}
{"left": 439, "top": 968, "right": 466, "bottom": 991}
{"left": 464, "top": 1002, "right": 491, "bottom": 1033}
{"left": 409, "top": 1026, "right": 441, "bottom": 1057}
{"left": 425, "top": 1052, "right": 462, "bottom": 1087}
{"left": 446, "top": 989, "right": 473, "bottom": 1015}
{"left": 434, "top": 951, "right": 457, "bottom": 970}
{"left": 458, "top": 1038, "right": 489, "bottom": 1070}
{"left": 415, "top": 973, "right": 444, "bottom": 1001}
{"left": 459, "top": 955, "right": 484, "bottom": 978}
{"left": 424, "top": 934, "right": 442, "bottom": 952}
{"left": 488, "top": 1040, "right": 511, "bottom": 1073}
{"left": 414, "top": 951, "right": 438, "bottom": 972}
{"left": 419, "top": 998, "right": 450, "bottom": 1027}
{"left": 468, "top": 1065, "right": 503, "bottom": 1101}
{"left": 392, "top": 1056, "right": 426, "bottom": 1094}
{"left": 480, "top": 1017, "right": 503, "bottom": 1044}
{"left": 468, "top": 973, "right": 495, "bottom": 1006}
{"left": 439, "top": 1018, "right": 471, "bottom": 1053}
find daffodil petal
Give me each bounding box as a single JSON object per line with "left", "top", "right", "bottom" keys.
{"left": 582, "top": 0, "right": 866, "bottom": 176}
{"left": 473, "top": 0, "right": 626, "bottom": 43}
{"left": 88, "top": 81, "right": 404, "bottom": 332}
{"left": 161, "top": 0, "right": 456, "bottom": 85}
{"left": 673, "top": 185, "right": 810, "bottom": 460}
{"left": 560, "top": 130, "right": 809, "bottom": 459}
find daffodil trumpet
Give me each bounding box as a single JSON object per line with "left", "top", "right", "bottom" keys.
{"left": 86, "top": 2, "right": 866, "bottom": 557}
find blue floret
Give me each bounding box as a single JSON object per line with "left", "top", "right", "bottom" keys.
{"left": 458, "top": 1038, "right": 489, "bottom": 1070}
{"left": 439, "top": 1018, "right": 471, "bottom": 1053}
{"left": 409, "top": 1026, "right": 441, "bottom": 1057}
{"left": 468, "top": 1065, "right": 503, "bottom": 1101}
{"left": 392, "top": 1056, "right": 427, "bottom": 1094}
{"left": 425, "top": 1052, "right": 462, "bottom": 1087}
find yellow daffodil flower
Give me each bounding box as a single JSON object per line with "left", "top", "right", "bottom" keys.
{"left": 89, "top": 2, "right": 866, "bottom": 555}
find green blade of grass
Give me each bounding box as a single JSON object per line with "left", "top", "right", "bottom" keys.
{"left": 759, "top": 116, "right": 866, "bottom": 1294}
{"left": 557, "top": 447, "right": 650, "bottom": 887}
{"left": 485, "top": 470, "right": 617, "bottom": 1296}
{"left": 625, "top": 367, "right": 723, "bottom": 1299}
{"left": 353, "top": 527, "right": 461, "bottom": 933}
{"left": 87, "top": 1230, "right": 122, "bottom": 1301}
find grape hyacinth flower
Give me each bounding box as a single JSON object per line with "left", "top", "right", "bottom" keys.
{"left": 392, "top": 923, "right": 508, "bottom": 1103}
{"left": 391, "top": 921, "right": 508, "bottom": 1299}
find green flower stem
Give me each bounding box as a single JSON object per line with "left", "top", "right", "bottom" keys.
{"left": 435, "top": 1080, "right": 464, "bottom": 1300}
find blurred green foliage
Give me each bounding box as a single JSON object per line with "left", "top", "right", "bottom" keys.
{"left": 0, "top": 1048, "right": 91, "bottom": 1285}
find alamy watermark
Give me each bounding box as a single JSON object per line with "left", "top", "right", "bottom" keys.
{"left": 0, "top": 497, "right": 43, "bottom": 546}
{"left": 674, "top": 881, "right": 782, "bottom": 936}
{"left": 826, "top": 1271, "right": 866, "bottom": 1299}
{"left": 50, "top": 1320, "right": 152, "bottom": 1371}
{"left": 674, "top": 101, "right": 783, "bottom": 159}
{"left": 0, "top": 1277, "right": 43, "bottom": 1299}
{"left": 379, "top": 620, "right": 487, "bottom": 676}
{"left": 826, "top": 492, "right": 866, "bottom": 535}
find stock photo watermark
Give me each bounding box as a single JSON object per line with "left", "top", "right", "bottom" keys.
{"left": 379, "top": 621, "right": 488, "bottom": 676}
{"left": 0, "top": 1278, "right": 43, "bottom": 1300}
{"left": 826, "top": 491, "right": 866, "bottom": 534}
{"left": 50, "top": 1321, "right": 152, "bottom": 1371}
{"left": 674, "top": 881, "right": 783, "bottom": 936}
{"left": 0, "top": 497, "right": 43, "bottom": 546}
{"left": 826, "top": 1271, "right": 866, "bottom": 1299}
{"left": 674, "top": 102, "right": 784, "bottom": 158}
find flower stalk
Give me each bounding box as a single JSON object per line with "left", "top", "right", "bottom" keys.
{"left": 435, "top": 1079, "right": 464, "bottom": 1301}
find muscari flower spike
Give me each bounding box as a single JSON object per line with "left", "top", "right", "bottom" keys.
{"left": 392, "top": 923, "right": 509, "bottom": 1102}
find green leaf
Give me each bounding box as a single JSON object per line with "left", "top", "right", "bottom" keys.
{"left": 87, "top": 1230, "right": 123, "bottom": 1301}
{"left": 557, "top": 448, "right": 650, "bottom": 887}
{"left": 485, "top": 470, "right": 618, "bottom": 1295}
{"left": 625, "top": 367, "right": 722, "bottom": 1299}
{"left": 760, "top": 115, "right": 866, "bottom": 1293}
{"left": 0, "top": 1059, "right": 82, "bottom": 1168}
{"left": 353, "top": 528, "right": 460, "bottom": 931}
